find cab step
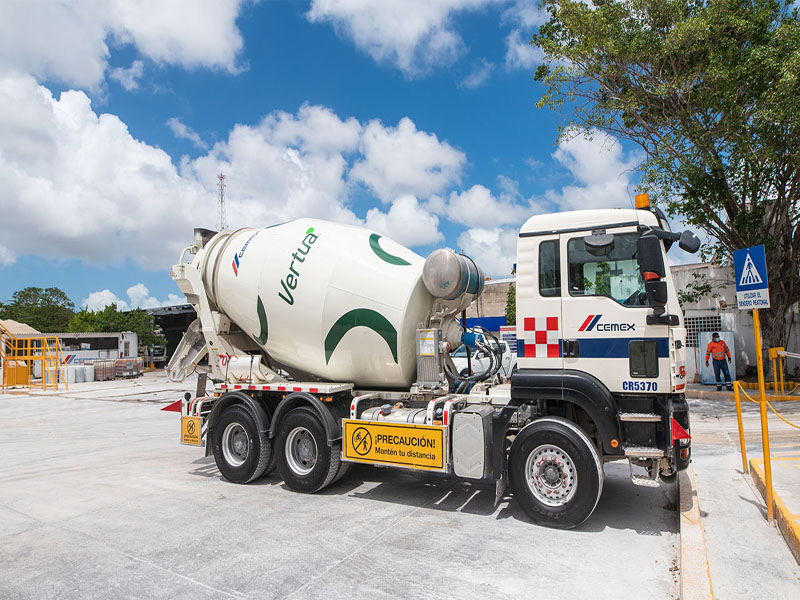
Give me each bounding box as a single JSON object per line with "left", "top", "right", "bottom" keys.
{"left": 623, "top": 445, "right": 664, "bottom": 458}
{"left": 619, "top": 411, "right": 661, "bottom": 423}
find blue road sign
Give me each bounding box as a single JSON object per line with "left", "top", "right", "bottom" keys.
{"left": 733, "top": 245, "right": 770, "bottom": 309}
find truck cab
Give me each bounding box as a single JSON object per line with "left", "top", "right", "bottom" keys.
{"left": 510, "top": 205, "right": 692, "bottom": 490}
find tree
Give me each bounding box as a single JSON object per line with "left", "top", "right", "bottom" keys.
{"left": 532, "top": 0, "right": 800, "bottom": 348}
{"left": 0, "top": 287, "right": 76, "bottom": 332}
{"left": 68, "top": 305, "right": 164, "bottom": 347}
{"left": 505, "top": 267, "right": 517, "bottom": 325}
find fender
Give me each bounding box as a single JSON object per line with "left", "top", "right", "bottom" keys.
{"left": 509, "top": 369, "right": 621, "bottom": 454}
{"left": 268, "top": 391, "right": 344, "bottom": 445}
{"left": 206, "top": 390, "right": 270, "bottom": 457}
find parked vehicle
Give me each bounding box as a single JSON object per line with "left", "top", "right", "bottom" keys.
{"left": 168, "top": 195, "right": 697, "bottom": 528}
{"left": 451, "top": 339, "right": 516, "bottom": 377}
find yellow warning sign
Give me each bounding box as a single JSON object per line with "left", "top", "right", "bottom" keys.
{"left": 181, "top": 416, "right": 202, "bottom": 446}
{"left": 342, "top": 420, "right": 445, "bottom": 471}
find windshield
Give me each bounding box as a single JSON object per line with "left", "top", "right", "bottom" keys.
{"left": 567, "top": 232, "right": 650, "bottom": 306}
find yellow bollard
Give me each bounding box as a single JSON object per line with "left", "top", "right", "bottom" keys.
{"left": 771, "top": 355, "right": 778, "bottom": 395}
{"left": 779, "top": 354, "right": 785, "bottom": 395}
{"left": 734, "top": 381, "right": 748, "bottom": 474}
{"left": 753, "top": 309, "right": 773, "bottom": 522}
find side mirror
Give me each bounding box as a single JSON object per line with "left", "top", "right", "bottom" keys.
{"left": 678, "top": 230, "right": 700, "bottom": 254}
{"left": 584, "top": 231, "right": 615, "bottom": 256}
{"left": 636, "top": 233, "right": 666, "bottom": 279}
{"left": 645, "top": 280, "right": 668, "bottom": 308}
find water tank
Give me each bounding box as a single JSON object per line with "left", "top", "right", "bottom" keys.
{"left": 198, "top": 219, "right": 433, "bottom": 388}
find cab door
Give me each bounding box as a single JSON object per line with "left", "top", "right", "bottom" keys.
{"left": 559, "top": 228, "right": 670, "bottom": 394}
{"left": 515, "top": 234, "right": 563, "bottom": 372}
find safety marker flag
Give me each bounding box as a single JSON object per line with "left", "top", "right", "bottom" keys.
{"left": 161, "top": 399, "right": 183, "bottom": 412}
{"left": 671, "top": 417, "right": 691, "bottom": 441}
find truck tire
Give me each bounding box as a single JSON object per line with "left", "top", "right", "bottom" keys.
{"left": 212, "top": 404, "right": 271, "bottom": 484}
{"left": 276, "top": 407, "right": 341, "bottom": 493}
{"left": 509, "top": 417, "right": 603, "bottom": 529}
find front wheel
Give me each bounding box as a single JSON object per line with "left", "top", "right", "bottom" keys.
{"left": 509, "top": 417, "right": 603, "bottom": 529}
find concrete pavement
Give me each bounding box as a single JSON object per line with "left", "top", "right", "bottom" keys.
{"left": 687, "top": 392, "right": 800, "bottom": 598}
{"left": 0, "top": 373, "right": 681, "bottom": 599}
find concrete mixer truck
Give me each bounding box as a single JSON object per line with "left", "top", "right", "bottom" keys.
{"left": 168, "top": 195, "right": 699, "bottom": 528}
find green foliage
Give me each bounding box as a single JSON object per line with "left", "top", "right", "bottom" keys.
{"left": 677, "top": 271, "right": 720, "bottom": 307}
{"left": 594, "top": 262, "right": 612, "bottom": 297}
{"left": 505, "top": 266, "right": 517, "bottom": 325}
{"left": 0, "top": 287, "right": 76, "bottom": 332}
{"left": 532, "top": 0, "right": 800, "bottom": 346}
{"left": 68, "top": 305, "right": 164, "bottom": 347}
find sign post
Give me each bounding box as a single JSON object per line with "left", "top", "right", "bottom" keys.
{"left": 733, "top": 244, "right": 772, "bottom": 520}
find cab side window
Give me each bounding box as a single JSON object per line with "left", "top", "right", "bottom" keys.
{"left": 539, "top": 240, "right": 560, "bottom": 297}
{"left": 567, "top": 233, "right": 650, "bottom": 306}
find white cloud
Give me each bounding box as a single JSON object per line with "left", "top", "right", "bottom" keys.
{"left": 504, "top": 28, "right": 547, "bottom": 70}
{"left": 0, "top": 243, "right": 16, "bottom": 268}
{"left": 445, "top": 184, "right": 535, "bottom": 228}
{"left": 502, "top": 0, "right": 548, "bottom": 28}
{"left": 0, "top": 0, "right": 248, "bottom": 90}
{"left": 307, "top": 0, "right": 501, "bottom": 77}
{"left": 0, "top": 74, "right": 469, "bottom": 277}
{"left": 83, "top": 289, "right": 130, "bottom": 312}
{"left": 82, "top": 284, "right": 185, "bottom": 312}
{"left": 0, "top": 72, "right": 205, "bottom": 270}
{"left": 167, "top": 117, "right": 207, "bottom": 149}
{"left": 350, "top": 117, "right": 465, "bottom": 202}
{"left": 544, "top": 129, "right": 643, "bottom": 211}
{"left": 460, "top": 58, "right": 494, "bottom": 89}
{"left": 457, "top": 227, "right": 518, "bottom": 277}
{"left": 365, "top": 195, "right": 444, "bottom": 247}
{"left": 109, "top": 60, "right": 145, "bottom": 91}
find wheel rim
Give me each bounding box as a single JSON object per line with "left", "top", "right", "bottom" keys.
{"left": 285, "top": 426, "right": 317, "bottom": 476}
{"left": 222, "top": 422, "right": 250, "bottom": 467}
{"left": 525, "top": 444, "right": 578, "bottom": 507}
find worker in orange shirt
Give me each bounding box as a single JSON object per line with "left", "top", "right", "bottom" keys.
{"left": 705, "top": 332, "right": 732, "bottom": 391}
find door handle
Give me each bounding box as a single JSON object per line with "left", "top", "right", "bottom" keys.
{"left": 563, "top": 339, "right": 580, "bottom": 357}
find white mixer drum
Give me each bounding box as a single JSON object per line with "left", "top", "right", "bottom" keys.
{"left": 199, "top": 219, "right": 433, "bottom": 388}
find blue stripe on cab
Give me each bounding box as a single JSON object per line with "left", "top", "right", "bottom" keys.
{"left": 576, "top": 337, "right": 669, "bottom": 358}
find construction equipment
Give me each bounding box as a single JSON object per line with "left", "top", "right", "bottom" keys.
{"left": 168, "top": 199, "right": 699, "bottom": 528}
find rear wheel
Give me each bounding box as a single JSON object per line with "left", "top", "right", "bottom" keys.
{"left": 276, "top": 407, "right": 340, "bottom": 493}
{"left": 212, "top": 404, "right": 271, "bottom": 484}
{"left": 509, "top": 417, "right": 603, "bottom": 529}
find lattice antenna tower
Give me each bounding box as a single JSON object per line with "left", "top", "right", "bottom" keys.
{"left": 216, "top": 172, "right": 228, "bottom": 231}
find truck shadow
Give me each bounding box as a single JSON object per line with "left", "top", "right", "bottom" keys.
{"left": 216, "top": 460, "right": 678, "bottom": 535}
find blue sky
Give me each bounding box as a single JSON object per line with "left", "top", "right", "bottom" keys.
{"left": 0, "top": 0, "right": 651, "bottom": 311}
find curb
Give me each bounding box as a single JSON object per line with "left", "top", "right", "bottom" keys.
{"left": 679, "top": 466, "right": 714, "bottom": 600}
{"left": 749, "top": 458, "right": 800, "bottom": 564}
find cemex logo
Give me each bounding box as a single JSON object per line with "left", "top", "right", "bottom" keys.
{"left": 231, "top": 231, "right": 259, "bottom": 277}
{"left": 578, "top": 314, "right": 636, "bottom": 332}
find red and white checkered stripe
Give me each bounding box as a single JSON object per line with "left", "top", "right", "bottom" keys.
{"left": 217, "top": 382, "right": 352, "bottom": 394}
{"left": 522, "top": 316, "right": 560, "bottom": 358}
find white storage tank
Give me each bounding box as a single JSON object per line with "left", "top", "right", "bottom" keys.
{"left": 84, "top": 364, "right": 95, "bottom": 382}
{"left": 60, "top": 365, "right": 76, "bottom": 385}
{"left": 197, "top": 219, "right": 433, "bottom": 388}
{"left": 73, "top": 366, "right": 85, "bottom": 383}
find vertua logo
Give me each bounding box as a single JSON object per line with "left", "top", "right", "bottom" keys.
{"left": 578, "top": 314, "right": 636, "bottom": 332}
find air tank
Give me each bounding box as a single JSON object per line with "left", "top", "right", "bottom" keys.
{"left": 197, "top": 219, "right": 434, "bottom": 388}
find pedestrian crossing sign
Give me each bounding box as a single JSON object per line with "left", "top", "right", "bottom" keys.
{"left": 733, "top": 245, "right": 770, "bottom": 309}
